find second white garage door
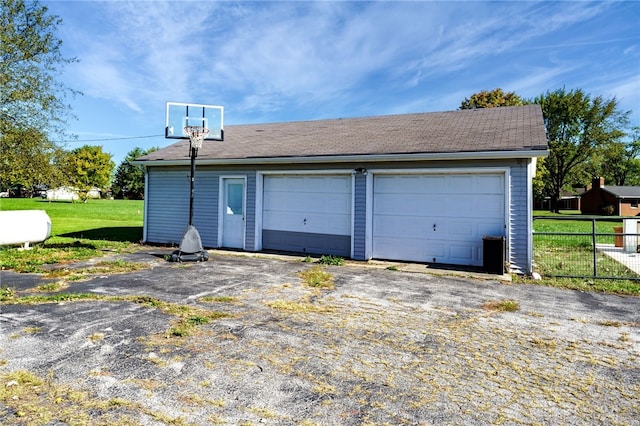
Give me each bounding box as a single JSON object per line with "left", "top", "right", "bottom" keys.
{"left": 372, "top": 173, "right": 505, "bottom": 266}
{"left": 262, "top": 175, "right": 352, "bottom": 256}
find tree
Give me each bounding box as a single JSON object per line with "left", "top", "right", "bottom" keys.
{"left": 535, "top": 88, "right": 628, "bottom": 213}
{"left": 112, "top": 147, "right": 158, "bottom": 199}
{"left": 0, "top": 0, "right": 78, "bottom": 189}
{"left": 61, "top": 145, "right": 114, "bottom": 201}
{"left": 596, "top": 127, "right": 640, "bottom": 186}
{"left": 0, "top": 0, "right": 78, "bottom": 133}
{"left": 0, "top": 126, "right": 66, "bottom": 191}
{"left": 460, "top": 88, "right": 527, "bottom": 110}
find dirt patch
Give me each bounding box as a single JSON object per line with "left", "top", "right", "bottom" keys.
{"left": 1, "top": 252, "right": 639, "bottom": 425}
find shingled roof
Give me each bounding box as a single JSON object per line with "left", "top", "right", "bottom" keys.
{"left": 601, "top": 186, "right": 640, "bottom": 198}
{"left": 137, "top": 104, "right": 548, "bottom": 164}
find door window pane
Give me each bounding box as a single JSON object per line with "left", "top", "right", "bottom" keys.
{"left": 227, "top": 183, "right": 243, "bottom": 215}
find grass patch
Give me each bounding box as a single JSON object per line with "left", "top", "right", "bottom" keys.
{"left": 482, "top": 299, "right": 520, "bottom": 312}
{"left": 266, "top": 299, "right": 336, "bottom": 313}
{"left": 597, "top": 320, "right": 622, "bottom": 327}
{"left": 1, "top": 286, "right": 17, "bottom": 302}
{"left": 299, "top": 266, "right": 334, "bottom": 289}
{"left": 43, "top": 260, "right": 149, "bottom": 281}
{"left": 88, "top": 332, "right": 105, "bottom": 342}
{"left": 199, "top": 295, "right": 239, "bottom": 304}
{"left": 514, "top": 275, "right": 640, "bottom": 296}
{"left": 33, "top": 282, "right": 65, "bottom": 292}
{"left": 532, "top": 212, "right": 640, "bottom": 294}
{"left": 0, "top": 198, "right": 143, "bottom": 273}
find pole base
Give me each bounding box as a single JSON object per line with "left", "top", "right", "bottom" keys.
{"left": 169, "top": 250, "right": 209, "bottom": 263}
{"left": 168, "top": 225, "right": 209, "bottom": 262}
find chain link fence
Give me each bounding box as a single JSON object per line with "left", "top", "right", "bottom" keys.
{"left": 533, "top": 216, "right": 640, "bottom": 280}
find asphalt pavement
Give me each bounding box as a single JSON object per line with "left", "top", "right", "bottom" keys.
{"left": 1, "top": 249, "right": 638, "bottom": 425}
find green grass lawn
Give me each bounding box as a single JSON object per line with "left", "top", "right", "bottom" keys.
{"left": 0, "top": 198, "right": 144, "bottom": 272}
{"left": 527, "top": 210, "right": 640, "bottom": 295}
{"left": 2, "top": 201, "right": 638, "bottom": 295}
{"left": 1, "top": 198, "right": 143, "bottom": 238}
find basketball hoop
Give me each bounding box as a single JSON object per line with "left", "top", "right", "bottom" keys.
{"left": 184, "top": 125, "right": 209, "bottom": 149}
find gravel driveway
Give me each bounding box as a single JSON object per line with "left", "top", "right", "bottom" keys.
{"left": 1, "top": 251, "right": 639, "bottom": 425}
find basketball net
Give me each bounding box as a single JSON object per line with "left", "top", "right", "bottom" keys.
{"left": 184, "top": 125, "right": 210, "bottom": 150}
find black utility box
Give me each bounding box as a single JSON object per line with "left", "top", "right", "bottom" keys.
{"left": 483, "top": 236, "right": 505, "bottom": 274}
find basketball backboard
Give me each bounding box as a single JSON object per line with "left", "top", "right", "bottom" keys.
{"left": 166, "top": 102, "right": 224, "bottom": 141}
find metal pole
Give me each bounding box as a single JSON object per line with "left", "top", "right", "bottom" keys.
{"left": 188, "top": 146, "right": 196, "bottom": 227}
{"left": 592, "top": 218, "right": 597, "bottom": 277}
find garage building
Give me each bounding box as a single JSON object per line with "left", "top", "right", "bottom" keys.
{"left": 136, "top": 105, "right": 548, "bottom": 274}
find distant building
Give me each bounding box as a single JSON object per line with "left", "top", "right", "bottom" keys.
{"left": 580, "top": 177, "right": 640, "bottom": 216}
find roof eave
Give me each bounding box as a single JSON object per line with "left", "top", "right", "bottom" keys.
{"left": 133, "top": 149, "right": 549, "bottom": 167}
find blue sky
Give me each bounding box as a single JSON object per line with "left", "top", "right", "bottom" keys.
{"left": 45, "top": 0, "right": 640, "bottom": 166}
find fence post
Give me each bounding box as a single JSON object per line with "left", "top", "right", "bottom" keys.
{"left": 592, "top": 218, "right": 597, "bottom": 277}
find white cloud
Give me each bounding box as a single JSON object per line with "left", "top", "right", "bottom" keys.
{"left": 52, "top": 0, "right": 639, "bottom": 126}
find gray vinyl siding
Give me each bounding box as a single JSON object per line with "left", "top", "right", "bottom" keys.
{"left": 145, "top": 168, "right": 256, "bottom": 250}
{"left": 146, "top": 168, "right": 191, "bottom": 245}
{"left": 244, "top": 173, "right": 256, "bottom": 250}
{"left": 507, "top": 161, "right": 530, "bottom": 274}
{"left": 352, "top": 173, "right": 367, "bottom": 260}
{"left": 192, "top": 171, "right": 218, "bottom": 248}
{"left": 146, "top": 168, "right": 219, "bottom": 247}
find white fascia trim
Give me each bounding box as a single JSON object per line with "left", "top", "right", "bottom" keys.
{"left": 370, "top": 166, "right": 511, "bottom": 175}
{"left": 133, "top": 149, "right": 549, "bottom": 167}
{"left": 258, "top": 169, "right": 355, "bottom": 175}
{"left": 142, "top": 168, "right": 149, "bottom": 243}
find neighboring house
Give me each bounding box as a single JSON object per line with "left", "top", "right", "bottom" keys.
{"left": 535, "top": 189, "right": 584, "bottom": 211}
{"left": 46, "top": 187, "right": 101, "bottom": 201}
{"left": 581, "top": 177, "right": 640, "bottom": 216}
{"left": 135, "top": 105, "right": 548, "bottom": 274}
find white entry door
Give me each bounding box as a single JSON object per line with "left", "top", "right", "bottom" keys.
{"left": 222, "top": 178, "right": 245, "bottom": 248}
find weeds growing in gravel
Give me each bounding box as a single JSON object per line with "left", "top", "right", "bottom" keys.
{"left": 0, "top": 369, "right": 187, "bottom": 425}
{"left": 299, "top": 266, "right": 334, "bottom": 289}
{"left": 199, "top": 296, "right": 239, "bottom": 304}
{"left": 482, "top": 299, "right": 520, "bottom": 312}
{"left": 0, "top": 291, "right": 230, "bottom": 338}
{"left": 318, "top": 255, "right": 344, "bottom": 266}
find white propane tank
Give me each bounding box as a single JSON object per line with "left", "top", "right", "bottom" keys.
{"left": 0, "top": 210, "right": 52, "bottom": 247}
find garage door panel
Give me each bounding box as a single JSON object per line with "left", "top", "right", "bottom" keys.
{"left": 373, "top": 215, "right": 431, "bottom": 238}
{"left": 265, "top": 192, "right": 350, "bottom": 214}
{"left": 374, "top": 193, "right": 443, "bottom": 216}
{"left": 477, "top": 221, "right": 505, "bottom": 237}
{"left": 264, "top": 211, "right": 350, "bottom": 235}
{"left": 449, "top": 175, "right": 474, "bottom": 189}
{"left": 263, "top": 175, "right": 352, "bottom": 256}
{"left": 373, "top": 173, "right": 505, "bottom": 267}
{"left": 266, "top": 175, "right": 349, "bottom": 192}
{"left": 373, "top": 237, "right": 427, "bottom": 262}
{"left": 450, "top": 244, "right": 475, "bottom": 261}
{"left": 469, "top": 194, "right": 505, "bottom": 217}
{"left": 475, "top": 174, "right": 504, "bottom": 193}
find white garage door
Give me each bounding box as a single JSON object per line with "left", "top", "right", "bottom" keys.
{"left": 262, "top": 175, "right": 352, "bottom": 256}
{"left": 373, "top": 173, "right": 505, "bottom": 266}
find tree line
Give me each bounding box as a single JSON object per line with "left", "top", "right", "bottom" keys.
{"left": 460, "top": 88, "right": 638, "bottom": 213}
{"left": 1, "top": 0, "right": 638, "bottom": 210}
